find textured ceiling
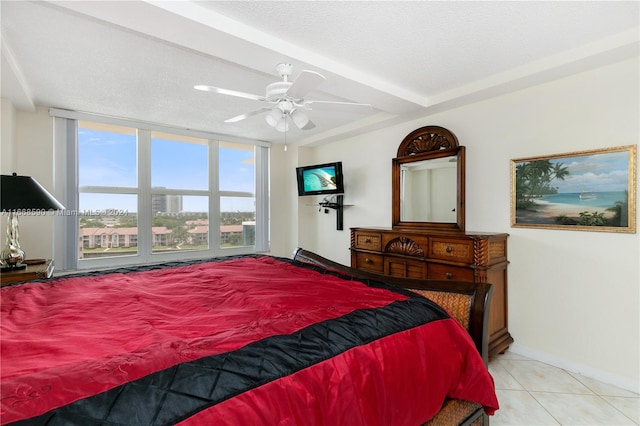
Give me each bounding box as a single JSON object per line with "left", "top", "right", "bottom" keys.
{"left": 1, "top": 1, "right": 638, "bottom": 147}
{"left": 202, "top": 1, "right": 639, "bottom": 97}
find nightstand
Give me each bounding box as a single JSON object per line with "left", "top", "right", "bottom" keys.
{"left": 0, "top": 259, "right": 54, "bottom": 285}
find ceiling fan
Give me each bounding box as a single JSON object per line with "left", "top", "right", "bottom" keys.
{"left": 194, "top": 63, "right": 372, "bottom": 132}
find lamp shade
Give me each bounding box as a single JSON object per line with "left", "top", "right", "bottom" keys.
{"left": 265, "top": 109, "right": 282, "bottom": 127}
{"left": 290, "top": 109, "right": 309, "bottom": 129}
{"left": 1, "top": 173, "right": 65, "bottom": 211}
{"left": 274, "top": 117, "right": 289, "bottom": 132}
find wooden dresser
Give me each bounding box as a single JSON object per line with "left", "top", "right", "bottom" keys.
{"left": 350, "top": 227, "right": 513, "bottom": 356}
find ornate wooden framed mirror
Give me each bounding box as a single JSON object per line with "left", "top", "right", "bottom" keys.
{"left": 392, "top": 126, "right": 465, "bottom": 231}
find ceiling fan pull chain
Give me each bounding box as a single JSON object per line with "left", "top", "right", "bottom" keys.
{"left": 284, "top": 122, "right": 288, "bottom": 151}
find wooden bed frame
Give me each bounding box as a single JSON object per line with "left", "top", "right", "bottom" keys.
{"left": 292, "top": 248, "right": 494, "bottom": 426}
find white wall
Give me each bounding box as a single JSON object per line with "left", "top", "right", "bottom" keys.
{"left": 0, "top": 105, "right": 55, "bottom": 260}
{"left": 0, "top": 99, "right": 17, "bottom": 246}
{"left": 1, "top": 99, "right": 16, "bottom": 173}
{"left": 267, "top": 143, "right": 298, "bottom": 257}
{"left": 295, "top": 57, "right": 640, "bottom": 392}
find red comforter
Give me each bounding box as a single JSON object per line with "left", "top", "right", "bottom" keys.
{"left": 1, "top": 255, "right": 498, "bottom": 425}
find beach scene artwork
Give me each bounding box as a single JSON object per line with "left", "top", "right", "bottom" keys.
{"left": 512, "top": 145, "right": 636, "bottom": 233}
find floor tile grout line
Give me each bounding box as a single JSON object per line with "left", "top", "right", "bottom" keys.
{"left": 527, "top": 390, "right": 562, "bottom": 425}
{"left": 593, "top": 394, "right": 639, "bottom": 425}
{"left": 494, "top": 357, "right": 611, "bottom": 395}
{"left": 494, "top": 358, "right": 563, "bottom": 424}
{"left": 529, "top": 390, "right": 639, "bottom": 425}
{"left": 567, "top": 370, "right": 640, "bottom": 398}
{"left": 497, "top": 355, "right": 639, "bottom": 397}
{"left": 493, "top": 357, "right": 584, "bottom": 394}
{"left": 567, "top": 370, "right": 639, "bottom": 424}
{"left": 492, "top": 355, "right": 640, "bottom": 425}
{"left": 492, "top": 358, "right": 528, "bottom": 392}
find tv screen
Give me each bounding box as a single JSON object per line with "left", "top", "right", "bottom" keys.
{"left": 296, "top": 162, "right": 344, "bottom": 196}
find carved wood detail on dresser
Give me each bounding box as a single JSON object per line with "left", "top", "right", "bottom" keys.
{"left": 350, "top": 227, "right": 513, "bottom": 356}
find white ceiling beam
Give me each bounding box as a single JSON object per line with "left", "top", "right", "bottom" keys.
{"left": 142, "top": 1, "right": 428, "bottom": 108}
{"left": 46, "top": 0, "right": 425, "bottom": 114}
{"left": 428, "top": 27, "right": 640, "bottom": 108}
{"left": 0, "top": 37, "right": 35, "bottom": 111}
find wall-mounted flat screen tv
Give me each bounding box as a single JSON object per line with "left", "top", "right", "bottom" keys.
{"left": 296, "top": 161, "right": 344, "bottom": 196}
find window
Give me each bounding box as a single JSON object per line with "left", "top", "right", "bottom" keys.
{"left": 53, "top": 110, "right": 269, "bottom": 269}
{"left": 219, "top": 141, "right": 257, "bottom": 248}
{"left": 150, "top": 131, "right": 209, "bottom": 254}
{"left": 78, "top": 122, "right": 138, "bottom": 259}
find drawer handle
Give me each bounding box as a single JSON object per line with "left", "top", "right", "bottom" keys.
{"left": 445, "top": 246, "right": 453, "bottom": 253}
{"left": 365, "top": 258, "right": 372, "bottom": 264}
{"left": 365, "top": 238, "right": 371, "bottom": 243}
{"left": 445, "top": 272, "right": 453, "bottom": 279}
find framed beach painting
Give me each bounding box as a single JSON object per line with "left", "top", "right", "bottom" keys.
{"left": 511, "top": 145, "right": 636, "bottom": 233}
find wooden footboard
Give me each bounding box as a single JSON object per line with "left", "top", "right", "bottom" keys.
{"left": 292, "top": 248, "right": 494, "bottom": 425}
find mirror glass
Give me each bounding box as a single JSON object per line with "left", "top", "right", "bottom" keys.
{"left": 392, "top": 146, "right": 465, "bottom": 231}
{"left": 400, "top": 156, "right": 458, "bottom": 222}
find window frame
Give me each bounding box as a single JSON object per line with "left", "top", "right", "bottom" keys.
{"left": 51, "top": 108, "right": 270, "bottom": 270}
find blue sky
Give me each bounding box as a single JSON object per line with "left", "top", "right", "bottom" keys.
{"left": 528, "top": 150, "right": 630, "bottom": 194}
{"left": 78, "top": 128, "right": 256, "bottom": 213}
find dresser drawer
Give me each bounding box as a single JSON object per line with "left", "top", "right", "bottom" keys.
{"left": 428, "top": 263, "right": 474, "bottom": 281}
{"left": 385, "top": 256, "right": 427, "bottom": 279}
{"left": 354, "top": 252, "right": 384, "bottom": 273}
{"left": 353, "top": 231, "right": 382, "bottom": 251}
{"left": 429, "top": 238, "right": 473, "bottom": 263}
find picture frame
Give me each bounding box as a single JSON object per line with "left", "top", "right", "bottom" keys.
{"left": 511, "top": 145, "right": 636, "bottom": 233}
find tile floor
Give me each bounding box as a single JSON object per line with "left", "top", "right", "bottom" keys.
{"left": 489, "top": 351, "right": 639, "bottom": 425}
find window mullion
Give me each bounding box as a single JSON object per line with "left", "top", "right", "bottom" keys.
{"left": 151, "top": 188, "right": 209, "bottom": 197}
{"left": 219, "top": 191, "right": 254, "bottom": 197}
{"left": 210, "top": 139, "right": 220, "bottom": 255}
{"left": 137, "top": 129, "right": 152, "bottom": 262}
{"left": 255, "top": 145, "right": 270, "bottom": 252}
{"left": 79, "top": 186, "right": 138, "bottom": 194}
{"left": 55, "top": 117, "right": 79, "bottom": 270}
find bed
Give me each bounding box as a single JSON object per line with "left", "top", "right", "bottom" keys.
{"left": 1, "top": 249, "right": 498, "bottom": 425}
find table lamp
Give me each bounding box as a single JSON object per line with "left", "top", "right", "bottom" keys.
{"left": 1, "top": 173, "right": 65, "bottom": 270}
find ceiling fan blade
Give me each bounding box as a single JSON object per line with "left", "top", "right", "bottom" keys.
{"left": 194, "top": 85, "right": 266, "bottom": 102}
{"left": 224, "top": 108, "right": 272, "bottom": 123}
{"left": 304, "top": 100, "right": 372, "bottom": 113}
{"left": 301, "top": 120, "right": 316, "bottom": 130}
{"left": 286, "top": 70, "right": 326, "bottom": 99}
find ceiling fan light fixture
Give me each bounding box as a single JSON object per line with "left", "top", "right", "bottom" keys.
{"left": 290, "top": 109, "right": 309, "bottom": 129}
{"left": 265, "top": 108, "right": 281, "bottom": 127}
{"left": 275, "top": 117, "right": 289, "bottom": 132}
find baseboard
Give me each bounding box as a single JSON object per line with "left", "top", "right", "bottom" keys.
{"left": 508, "top": 343, "right": 639, "bottom": 394}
